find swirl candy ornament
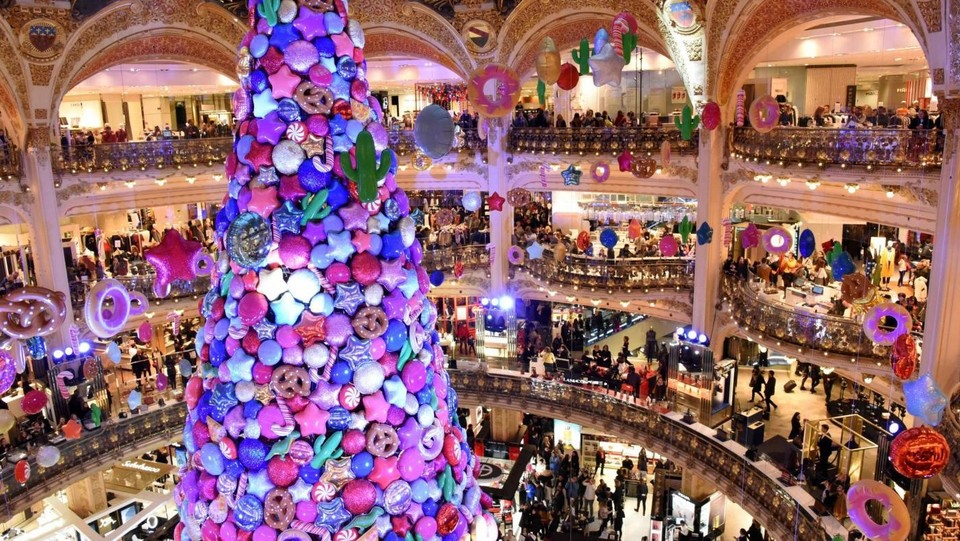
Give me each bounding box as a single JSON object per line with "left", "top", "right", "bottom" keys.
{"left": 174, "top": 2, "right": 495, "bottom": 540}
{"left": 889, "top": 426, "right": 950, "bottom": 479}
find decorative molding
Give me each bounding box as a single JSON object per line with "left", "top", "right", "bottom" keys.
{"left": 33, "top": 108, "right": 47, "bottom": 120}
{"left": 720, "top": 168, "right": 754, "bottom": 192}
{"left": 685, "top": 36, "right": 703, "bottom": 62}
{"left": 934, "top": 68, "right": 945, "bottom": 85}
{"left": 918, "top": 0, "right": 943, "bottom": 32}
{"left": 662, "top": 164, "right": 698, "bottom": 183}
{"left": 24, "top": 126, "right": 50, "bottom": 149}
{"left": 56, "top": 180, "right": 94, "bottom": 204}
{"left": 899, "top": 180, "right": 938, "bottom": 207}
{"left": 29, "top": 62, "right": 53, "bottom": 85}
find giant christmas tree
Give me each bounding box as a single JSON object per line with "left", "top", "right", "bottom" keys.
{"left": 173, "top": 0, "right": 496, "bottom": 539}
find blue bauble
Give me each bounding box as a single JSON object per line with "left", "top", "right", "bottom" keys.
{"left": 831, "top": 252, "right": 856, "bottom": 281}
{"left": 238, "top": 438, "right": 268, "bottom": 470}
{"left": 351, "top": 451, "right": 375, "bottom": 477}
{"left": 600, "top": 228, "right": 618, "bottom": 249}
{"left": 429, "top": 271, "right": 445, "bottom": 287}
{"left": 423, "top": 498, "right": 439, "bottom": 517}
{"left": 298, "top": 158, "right": 331, "bottom": 192}
{"left": 384, "top": 319, "right": 407, "bottom": 352}
{"left": 199, "top": 442, "right": 225, "bottom": 476}
{"left": 299, "top": 464, "right": 322, "bottom": 484}
{"left": 330, "top": 360, "right": 353, "bottom": 385}
{"left": 799, "top": 229, "right": 816, "bottom": 258}
{"left": 234, "top": 494, "right": 264, "bottom": 531}
{"left": 327, "top": 406, "right": 352, "bottom": 431}
{"left": 276, "top": 98, "right": 302, "bottom": 123}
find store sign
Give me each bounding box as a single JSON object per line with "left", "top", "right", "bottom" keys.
{"left": 672, "top": 87, "right": 688, "bottom": 104}
{"left": 122, "top": 460, "right": 161, "bottom": 473}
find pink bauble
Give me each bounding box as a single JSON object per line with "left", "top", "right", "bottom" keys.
{"left": 343, "top": 479, "right": 377, "bottom": 514}
{"left": 701, "top": 101, "right": 721, "bottom": 130}
{"left": 350, "top": 252, "right": 381, "bottom": 286}
{"left": 138, "top": 321, "right": 153, "bottom": 342}
{"left": 342, "top": 429, "right": 367, "bottom": 455}
{"left": 237, "top": 293, "right": 269, "bottom": 326}
{"left": 22, "top": 389, "right": 47, "bottom": 414}
{"left": 659, "top": 235, "right": 679, "bottom": 257}
{"left": 398, "top": 449, "right": 426, "bottom": 482}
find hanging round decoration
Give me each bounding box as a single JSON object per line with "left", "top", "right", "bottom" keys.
{"left": 630, "top": 157, "right": 657, "bottom": 178}
{"left": 890, "top": 333, "right": 918, "bottom": 380}
{"left": 659, "top": 235, "right": 679, "bottom": 257}
{"left": 591, "top": 162, "right": 610, "bottom": 183}
{"left": 413, "top": 104, "right": 455, "bottom": 159}
{"left": 14, "top": 460, "right": 29, "bottom": 484}
{"left": 846, "top": 480, "right": 910, "bottom": 541}
{"left": 138, "top": 321, "right": 153, "bottom": 343}
{"left": 0, "top": 350, "right": 14, "bottom": 394}
{"left": 461, "top": 191, "right": 482, "bottom": 212}
{"left": 628, "top": 219, "right": 642, "bottom": 240}
{"left": 84, "top": 279, "right": 132, "bottom": 339}
{"left": 411, "top": 151, "right": 432, "bottom": 171}
{"left": 434, "top": 208, "right": 456, "bottom": 227}
{"left": 22, "top": 389, "right": 46, "bottom": 414}
{"left": 557, "top": 63, "right": 580, "bottom": 91}
{"left": 762, "top": 226, "right": 792, "bottom": 255}
{"left": 535, "top": 37, "right": 562, "bottom": 85}
{"left": 889, "top": 426, "right": 950, "bottom": 479}
{"left": 798, "top": 229, "right": 816, "bottom": 258}
{"left": 749, "top": 95, "right": 780, "bottom": 134}
{"left": 467, "top": 64, "right": 522, "bottom": 118}
{"left": 506, "top": 188, "right": 532, "bottom": 207}
{"left": 507, "top": 246, "right": 525, "bottom": 265}
{"left": 576, "top": 231, "right": 591, "bottom": 251}
{"left": 36, "top": 445, "right": 61, "bottom": 468}
{"left": 840, "top": 273, "right": 870, "bottom": 303}
{"left": 701, "top": 102, "right": 721, "bottom": 130}
{"left": 599, "top": 228, "right": 618, "bottom": 249}
{"left": 429, "top": 271, "right": 445, "bottom": 287}
{"left": 863, "top": 302, "right": 912, "bottom": 345}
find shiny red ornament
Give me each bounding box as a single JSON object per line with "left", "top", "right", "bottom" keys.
{"left": 701, "top": 101, "right": 721, "bottom": 130}
{"left": 63, "top": 418, "right": 83, "bottom": 439}
{"left": 487, "top": 192, "right": 505, "bottom": 212}
{"left": 557, "top": 63, "right": 580, "bottom": 91}
{"left": 576, "top": 231, "right": 591, "bottom": 251}
{"left": 436, "top": 503, "right": 461, "bottom": 536}
{"left": 890, "top": 426, "right": 950, "bottom": 478}
{"left": 22, "top": 389, "right": 47, "bottom": 414}
{"left": 890, "top": 334, "right": 918, "bottom": 380}
{"left": 14, "top": 459, "right": 29, "bottom": 483}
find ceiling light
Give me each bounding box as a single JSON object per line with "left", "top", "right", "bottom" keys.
{"left": 186, "top": 176, "right": 196, "bottom": 184}
{"left": 845, "top": 183, "right": 860, "bottom": 193}
{"left": 590, "top": 299, "right": 601, "bottom": 306}
{"left": 884, "top": 186, "right": 895, "bottom": 198}
{"left": 97, "top": 182, "right": 107, "bottom": 191}
{"left": 806, "top": 179, "right": 820, "bottom": 190}
{"left": 124, "top": 181, "right": 135, "bottom": 188}
{"left": 619, "top": 301, "right": 631, "bottom": 308}
{"left": 776, "top": 176, "right": 791, "bottom": 186}
{"left": 155, "top": 179, "right": 166, "bottom": 186}
{"left": 213, "top": 174, "right": 223, "bottom": 182}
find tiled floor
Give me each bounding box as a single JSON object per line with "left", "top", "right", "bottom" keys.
{"left": 729, "top": 365, "right": 832, "bottom": 441}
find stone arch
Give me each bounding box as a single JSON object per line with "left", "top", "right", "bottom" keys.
{"left": 0, "top": 21, "right": 30, "bottom": 144}
{"left": 47, "top": 0, "right": 246, "bottom": 115}
{"left": 363, "top": 27, "right": 470, "bottom": 79}
{"left": 711, "top": 0, "right": 930, "bottom": 107}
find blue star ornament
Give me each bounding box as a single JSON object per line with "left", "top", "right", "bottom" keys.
{"left": 339, "top": 335, "right": 371, "bottom": 370}
{"left": 334, "top": 281, "right": 365, "bottom": 315}
{"left": 226, "top": 350, "right": 256, "bottom": 383}
{"left": 317, "top": 498, "right": 353, "bottom": 532}
{"left": 327, "top": 230, "right": 356, "bottom": 263}
{"left": 526, "top": 242, "right": 545, "bottom": 260}
{"left": 274, "top": 200, "right": 304, "bottom": 234}
{"left": 271, "top": 292, "right": 305, "bottom": 326}
{"left": 561, "top": 164, "right": 582, "bottom": 186}
{"left": 697, "top": 222, "right": 714, "bottom": 245}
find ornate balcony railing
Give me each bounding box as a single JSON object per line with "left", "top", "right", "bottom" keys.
{"left": 523, "top": 248, "right": 694, "bottom": 291}
{"left": 509, "top": 126, "right": 698, "bottom": 156}
{"left": 419, "top": 244, "right": 490, "bottom": 272}
{"left": 0, "top": 402, "right": 187, "bottom": 518}
{"left": 52, "top": 138, "right": 234, "bottom": 175}
{"left": 0, "top": 145, "right": 21, "bottom": 180}
{"left": 722, "top": 275, "right": 919, "bottom": 363}
{"left": 732, "top": 127, "right": 943, "bottom": 169}
{"left": 389, "top": 128, "right": 485, "bottom": 157}
{"left": 70, "top": 274, "right": 212, "bottom": 311}
{"left": 448, "top": 371, "right": 834, "bottom": 541}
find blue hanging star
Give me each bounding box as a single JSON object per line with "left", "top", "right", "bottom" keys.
{"left": 274, "top": 200, "right": 304, "bottom": 235}
{"left": 256, "top": 166, "right": 279, "bottom": 186}
{"left": 339, "top": 336, "right": 371, "bottom": 370}
{"left": 252, "top": 90, "right": 279, "bottom": 118}
{"left": 409, "top": 208, "right": 425, "bottom": 226}
{"left": 697, "top": 222, "right": 714, "bottom": 245}
{"left": 316, "top": 497, "right": 353, "bottom": 532}
{"left": 561, "top": 164, "right": 582, "bottom": 186}
{"left": 383, "top": 375, "right": 408, "bottom": 408}
{"left": 226, "top": 350, "right": 255, "bottom": 383}
{"left": 334, "top": 281, "right": 365, "bottom": 316}
{"left": 526, "top": 242, "right": 545, "bottom": 260}
{"left": 247, "top": 468, "right": 275, "bottom": 500}
{"left": 271, "top": 292, "right": 305, "bottom": 326}
{"left": 398, "top": 268, "right": 421, "bottom": 299}
{"left": 327, "top": 230, "right": 356, "bottom": 263}
{"left": 210, "top": 383, "right": 239, "bottom": 421}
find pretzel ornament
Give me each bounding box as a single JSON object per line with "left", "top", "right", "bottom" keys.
{"left": 0, "top": 287, "right": 67, "bottom": 340}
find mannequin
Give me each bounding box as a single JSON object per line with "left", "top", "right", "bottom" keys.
{"left": 878, "top": 241, "right": 896, "bottom": 290}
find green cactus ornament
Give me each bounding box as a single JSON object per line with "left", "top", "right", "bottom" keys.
{"left": 257, "top": 0, "right": 281, "bottom": 26}
{"left": 571, "top": 39, "right": 592, "bottom": 75}
{"left": 340, "top": 131, "right": 393, "bottom": 203}
{"left": 622, "top": 32, "right": 639, "bottom": 63}
{"left": 678, "top": 215, "right": 693, "bottom": 244}
{"left": 537, "top": 79, "right": 546, "bottom": 106}
{"left": 674, "top": 105, "right": 700, "bottom": 141}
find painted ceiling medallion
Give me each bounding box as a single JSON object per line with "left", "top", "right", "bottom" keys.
{"left": 18, "top": 18, "right": 65, "bottom": 61}
{"left": 663, "top": 0, "right": 703, "bottom": 34}
{"left": 461, "top": 19, "right": 497, "bottom": 53}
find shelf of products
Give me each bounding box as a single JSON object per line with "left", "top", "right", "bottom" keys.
{"left": 924, "top": 493, "right": 960, "bottom": 541}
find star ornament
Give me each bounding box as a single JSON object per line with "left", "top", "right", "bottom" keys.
{"left": 561, "top": 164, "right": 582, "bottom": 186}
{"left": 617, "top": 150, "right": 633, "bottom": 172}
{"left": 526, "top": 242, "right": 545, "bottom": 260}
{"left": 697, "top": 221, "right": 714, "bottom": 245}
{"left": 589, "top": 43, "right": 626, "bottom": 87}
{"left": 740, "top": 222, "right": 761, "bottom": 249}
{"left": 487, "top": 192, "right": 505, "bottom": 212}
{"left": 145, "top": 229, "right": 204, "bottom": 297}
{"left": 296, "top": 311, "right": 327, "bottom": 346}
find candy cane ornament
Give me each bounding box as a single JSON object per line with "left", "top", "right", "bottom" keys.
{"left": 611, "top": 20, "right": 625, "bottom": 57}
{"left": 539, "top": 164, "right": 547, "bottom": 188}
{"left": 56, "top": 370, "right": 73, "bottom": 399}
{"left": 312, "top": 136, "right": 335, "bottom": 173}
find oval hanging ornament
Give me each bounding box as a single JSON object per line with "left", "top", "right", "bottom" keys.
{"left": 413, "top": 104, "right": 455, "bottom": 159}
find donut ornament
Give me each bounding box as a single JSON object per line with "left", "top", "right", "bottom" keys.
{"left": 863, "top": 302, "right": 911, "bottom": 345}
{"left": 749, "top": 95, "right": 780, "bottom": 134}
{"left": 846, "top": 480, "right": 910, "bottom": 541}
{"left": 173, "top": 2, "right": 495, "bottom": 540}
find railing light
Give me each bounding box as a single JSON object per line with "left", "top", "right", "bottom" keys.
{"left": 845, "top": 183, "right": 859, "bottom": 194}
{"left": 806, "top": 180, "right": 820, "bottom": 190}
{"left": 885, "top": 187, "right": 895, "bottom": 198}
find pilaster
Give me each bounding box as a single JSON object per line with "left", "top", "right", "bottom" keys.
{"left": 692, "top": 126, "right": 725, "bottom": 336}
{"left": 22, "top": 125, "right": 74, "bottom": 340}
{"left": 918, "top": 97, "right": 960, "bottom": 392}
{"left": 485, "top": 117, "right": 511, "bottom": 296}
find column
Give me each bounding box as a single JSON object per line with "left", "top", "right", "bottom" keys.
{"left": 918, "top": 98, "right": 960, "bottom": 391}
{"left": 22, "top": 127, "right": 75, "bottom": 340}
{"left": 486, "top": 117, "right": 511, "bottom": 296}
{"left": 692, "top": 126, "right": 725, "bottom": 337}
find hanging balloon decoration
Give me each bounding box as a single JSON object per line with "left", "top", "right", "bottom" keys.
{"left": 904, "top": 374, "right": 947, "bottom": 426}
{"left": 696, "top": 222, "right": 713, "bottom": 245}
{"left": 138, "top": 321, "right": 153, "bottom": 343}
{"left": 576, "top": 231, "right": 592, "bottom": 251}
{"left": 429, "top": 271, "right": 445, "bottom": 287}
{"left": 890, "top": 334, "right": 918, "bottom": 380}
{"left": 413, "top": 104, "right": 455, "bottom": 159}
{"left": 798, "top": 229, "right": 816, "bottom": 258}
{"left": 591, "top": 162, "right": 610, "bottom": 183}
{"left": 740, "top": 223, "right": 761, "bottom": 249}
{"left": 762, "top": 226, "right": 792, "bottom": 255}
{"left": 557, "top": 63, "right": 580, "bottom": 91}
{"left": 0, "top": 287, "right": 67, "bottom": 340}
{"left": 0, "top": 350, "right": 14, "bottom": 394}
{"left": 535, "top": 37, "right": 561, "bottom": 85}
{"left": 62, "top": 418, "right": 82, "bottom": 439}
{"left": 461, "top": 191, "right": 482, "bottom": 212}
{"left": 411, "top": 151, "right": 432, "bottom": 171}
{"left": 628, "top": 219, "right": 642, "bottom": 240}
{"left": 678, "top": 216, "right": 694, "bottom": 245}
{"left": 144, "top": 229, "right": 212, "bottom": 298}
{"left": 36, "top": 445, "right": 61, "bottom": 468}
{"left": 105, "top": 341, "right": 122, "bottom": 364}
{"left": 507, "top": 246, "right": 525, "bottom": 266}
{"left": 22, "top": 389, "right": 46, "bottom": 414}
{"left": 840, "top": 273, "right": 870, "bottom": 304}
{"left": 749, "top": 95, "right": 780, "bottom": 134}
{"left": 889, "top": 426, "right": 950, "bottom": 479}
{"left": 167, "top": 310, "right": 183, "bottom": 336}
{"left": 589, "top": 34, "right": 626, "bottom": 87}
{"left": 863, "top": 303, "right": 911, "bottom": 345}
{"left": 721, "top": 217, "right": 733, "bottom": 247}
{"left": 599, "top": 228, "right": 618, "bottom": 249}
{"left": 84, "top": 279, "right": 148, "bottom": 339}
{"left": 467, "top": 64, "right": 522, "bottom": 118}
{"left": 735, "top": 90, "right": 746, "bottom": 127}
{"left": 845, "top": 481, "right": 910, "bottom": 541}
{"left": 14, "top": 460, "right": 30, "bottom": 484}
{"left": 701, "top": 102, "right": 721, "bottom": 131}
{"left": 506, "top": 188, "right": 533, "bottom": 207}
{"left": 630, "top": 157, "right": 657, "bottom": 178}
{"left": 56, "top": 370, "right": 73, "bottom": 399}
{"left": 613, "top": 11, "right": 639, "bottom": 63}
{"left": 617, "top": 150, "right": 633, "bottom": 172}
{"left": 659, "top": 235, "right": 679, "bottom": 257}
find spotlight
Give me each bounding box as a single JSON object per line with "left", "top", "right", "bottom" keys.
{"left": 64, "top": 347, "right": 74, "bottom": 357}
{"left": 676, "top": 326, "right": 685, "bottom": 336}
{"left": 686, "top": 329, "right": 697, "bottom": 340}
{"left": 78, "top": 342, "right": 91, "bottom": 354}
{"left": 480, "top": 298, "right": 490, "bottom": 307}
{"left": 888, "top": 421, "right": 900, "bottom": 434}
{"left": 499, "top": 296, "right": 515, "bottom": 310}
{"left": 698, "top": 333, "right": 707, "bottom": 344}
{"left": 490, "top": 298, "right": 500, "bottom": 307}
{"left": 52, "top": 349, "right": 64, "bottom": 361}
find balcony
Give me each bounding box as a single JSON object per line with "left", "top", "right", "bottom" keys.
{"left": 52, "top": 138, "right": 233, "bottom": 175}
{"left": 732, "top": 127, "right": 943, "bottom": 170}
{"left": 419, "top": 244, "right": 490, "bottom": 272}
{"left": 69, "top": 274, "right": 211, "bottom": 312}
{"left": 510, "top": 126, "right": 699, "bottom": 156}
{"left": 448, "top": 371, "right": 836, "bottom": 541}
{"left": 0, "top": 145, "right": 21, "bottom": 180}
{"left": 0, "top": 402, "right": 187, "bottom": 518}
{"left": 5, "top": 373, "right": 837, "bottom": 541}
{"left": 522, "top": 248, "right": 694, "bottom": 292}
{"left": 722, "top": 275, "right": 918, "bottom": 366}
{"left": 390, "top": 128, "right": 485, "bottom": 157}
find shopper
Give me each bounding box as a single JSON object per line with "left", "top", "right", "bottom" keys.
{"left": 583, "top": 476, "right": 596, "bottom": 518}
{"left": 764, "top": 370, "right": 778, "bottom": 411}
{"left": 748, "top": 366, "right": 764, "bottom": 402}
{"left": 788, "top": 412, "right": 803, "bottom": 440}
{"left": 635, "top": 479, "right": 648, "bottom": 513}
{"left": 595, "top": 447, "right": 606, "bottom": 475}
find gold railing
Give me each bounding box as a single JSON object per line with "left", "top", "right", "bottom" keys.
{"left": 732, "top": 127, "right": 943, "bottom": 169}
{"left": 509, "top": 126, "right": 697, "bottom": 156}
{"left": 52, "top": 138, "right": 233, "bottom": 174}
{"left": 523, "top": 248, "right": 694, "bottom": 291}
{"left": 419, "top": 244, "right": 489, "bottom": 272}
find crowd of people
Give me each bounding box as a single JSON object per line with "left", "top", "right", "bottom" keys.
{"left": 513, "top": 108, "right": 648, "bottom": 129}
{"left": 58, "top": 119, "right": 234, "bottom": 160}
{"left": 770, "top": 95, "right": 943, "bottom": 131}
